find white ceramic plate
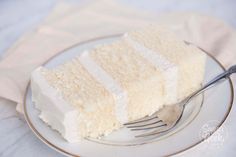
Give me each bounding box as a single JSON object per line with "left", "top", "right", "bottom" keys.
{"left": 24, "top": 35, "right": 234, "bottom": 157}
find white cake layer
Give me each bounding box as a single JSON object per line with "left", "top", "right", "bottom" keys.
{"left": 31, "top": 67, "right": 80, "bottom": 142}
{"left": 32, "top": 67, "right": 122, "bottom": 142}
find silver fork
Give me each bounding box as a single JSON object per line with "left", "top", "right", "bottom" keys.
{"left": 124, "top": 64, "right": 236, "bottom": 138}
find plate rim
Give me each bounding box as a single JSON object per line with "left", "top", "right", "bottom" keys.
{"left": 23, "top": 34, "right": 234, "bottom": 157}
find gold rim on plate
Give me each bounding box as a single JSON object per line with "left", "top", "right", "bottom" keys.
{"left": 23, "top": 35, "right": 234, "bottom": 157}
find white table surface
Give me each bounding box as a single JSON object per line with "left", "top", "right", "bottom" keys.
{"left": 0, "top": 0, "right": 236, "bottom": 156}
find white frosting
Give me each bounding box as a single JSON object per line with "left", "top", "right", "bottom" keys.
{"left": 78, "top": 51, "right": 128, "bottom": 123}
{"left": 31, "top": 67, "right": 80, "bottom": 142}
{"left": 124, "top": 34, "right": 178, "bottom": 103}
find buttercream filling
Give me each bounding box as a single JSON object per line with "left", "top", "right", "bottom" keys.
{"left": 78, "top": 51, "right": 128, "bottom": 123}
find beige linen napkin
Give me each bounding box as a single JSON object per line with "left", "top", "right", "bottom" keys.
{"left": 0, "top": 0, "right": 235, "bottom": 113}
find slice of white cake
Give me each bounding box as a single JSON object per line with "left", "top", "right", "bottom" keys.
{"left": 31, "top": 26, "right": 206, "bottom": 142}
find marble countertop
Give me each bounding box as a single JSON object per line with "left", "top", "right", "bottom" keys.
{"left": 0, "top": 0, "right": 236, "bottom": 156}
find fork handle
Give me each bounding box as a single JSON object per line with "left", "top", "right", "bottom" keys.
{"left": 189, "top": 64, "right": 236, "bottom": 99}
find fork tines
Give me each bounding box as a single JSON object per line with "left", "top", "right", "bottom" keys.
{"left": 124, "top": 115, "right": 166, "bottom": 129}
